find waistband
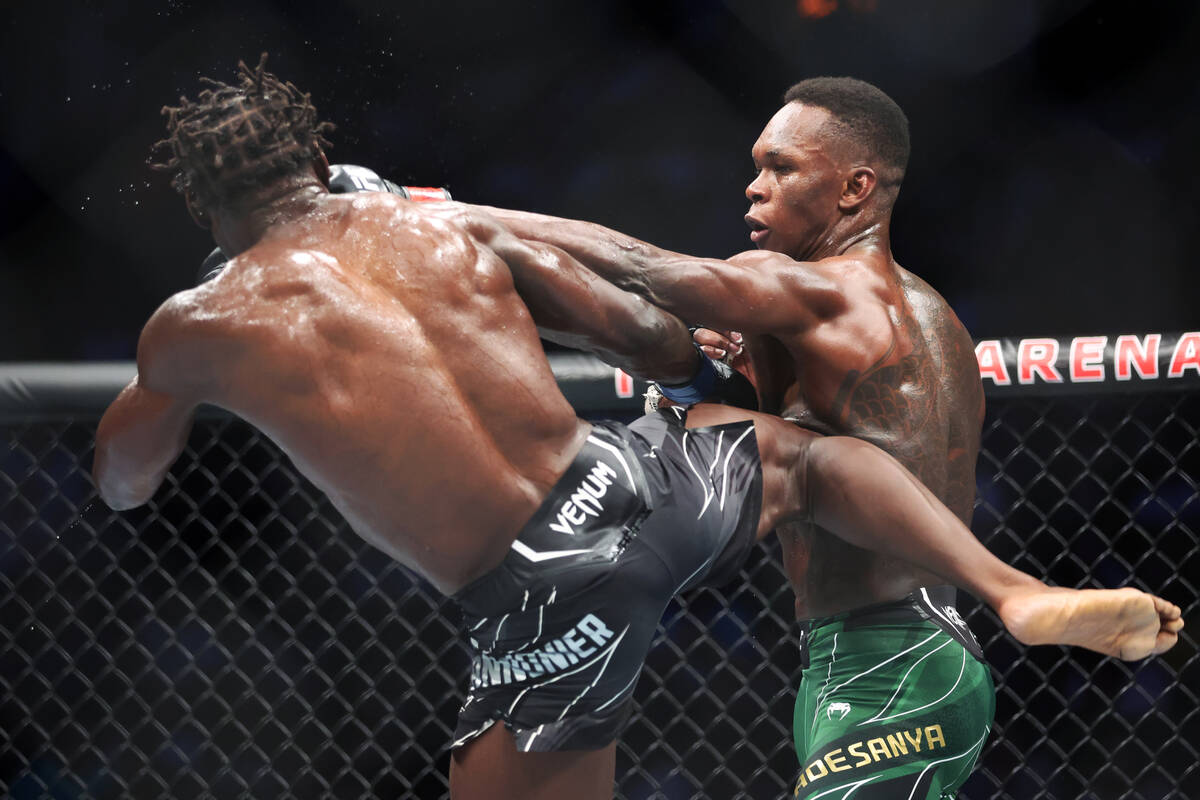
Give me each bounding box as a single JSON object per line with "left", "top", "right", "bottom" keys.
{"left": 799, "top": 586, "right": 985, "bottom": 663}
{"left": 800, "top": 585, "right": 958, "bottom": 633}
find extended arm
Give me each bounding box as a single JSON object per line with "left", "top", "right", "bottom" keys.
{"left": 425, "top": 204, "right": 699, "bottom": 384}
{"left": 93, "top": 301, "right": 201, "bottom": 510}
{"left": 476, "top": 206, "right": 844, "bottom": 334}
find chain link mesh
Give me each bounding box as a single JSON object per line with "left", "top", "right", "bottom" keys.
{"left": 2, "top": 392, "right": 1197, "bottom": 799}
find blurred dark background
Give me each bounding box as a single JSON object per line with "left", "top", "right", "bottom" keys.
{"left": 2, "top": 0, "right": 1198, "bottom": 362}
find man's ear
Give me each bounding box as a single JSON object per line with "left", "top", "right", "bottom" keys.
{"left": 839, "top": 166, "right": 877, "bottom": 211}
{"left": 314, "top": 151, "right": 331, "bottom": 187}
{"left": 185, "top": 190, "right": 211, "bottom": 229}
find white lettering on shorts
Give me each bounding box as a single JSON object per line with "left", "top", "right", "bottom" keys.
{"left": 943, "top": 606, "right": 967, "bottom": 629}
{"left": 549, "top": 461, "right": 618, "bottom": 535}
{"left": 470, "top": 613, "right": 617, "bottom": 689}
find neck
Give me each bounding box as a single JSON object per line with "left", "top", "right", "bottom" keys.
{"left": 213, "top": 177, "right": 327, "bottom": 257}
{"left": 804, "top": 210, "right": 893, "bottom": 263}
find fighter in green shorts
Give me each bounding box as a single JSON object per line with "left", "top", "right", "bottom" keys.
{"left": 793, "top": 587, "right": 994, "bottom": 798}
{"left": 479, "top": 77, "right": 1185, "bottom": 796}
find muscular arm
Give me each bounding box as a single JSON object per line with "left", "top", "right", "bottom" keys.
{"left": 430, "top": 204, "right": 699, "bottom": 384}
{"left": 476, "top": 206, "right": 845, "bottom": 334}
{"left": 93, "top": 299, "right": 202, "bottom": 510}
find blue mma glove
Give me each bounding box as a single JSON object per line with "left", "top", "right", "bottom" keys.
{"left": 653, "top": 346, "right": 759, "bottom": 411}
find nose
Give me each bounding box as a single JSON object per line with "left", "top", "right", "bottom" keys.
{"left": 746, "top": 171, "right": 767, "bottom": 204}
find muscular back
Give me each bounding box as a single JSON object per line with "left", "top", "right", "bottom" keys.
{"left": 145, "top": 193, "right": 588, "bottom": 594}
{"left": 753, "top": 255, "right": 984, "bottom": 617}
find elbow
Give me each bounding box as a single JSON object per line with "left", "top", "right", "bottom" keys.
{"left": 94, "top": 474, "right": 152, "bottom": 511}
{"left": 92, "top": 445, "right": 155, "bottom": 511}
{"left": 99, "top": 485, "right": 152, "bottom": 512}
{"left": 95, "top": 470, "right": 157, "bottom": 511}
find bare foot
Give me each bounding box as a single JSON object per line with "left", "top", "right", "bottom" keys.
{"left": 997, "top": 587, "right": 1184, "bottom": 660}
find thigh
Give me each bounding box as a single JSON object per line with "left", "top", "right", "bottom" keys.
{"left": 627, "top": 410, "right": 765, "bottom": 591}
{"left": 794, "top": 631, "right": 995, "bottom": 798}
{"left": 683, "top": 403, "right": 819, "bottom": 540}
{"left": 450, "top": 722, "right": 616, "bottom": 800}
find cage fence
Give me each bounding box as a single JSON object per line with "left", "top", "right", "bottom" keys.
{"left": 1, "top": 340, "right": 1197, "bottom": 799}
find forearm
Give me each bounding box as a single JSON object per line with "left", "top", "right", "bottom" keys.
{"left": 510, "top": 250, "right": 698, "bottom": 384}
{"left": 460, "top": 213, "right": 697, "bottom": 384}
{"left": 805, "top": 436, "right": 1044, "bottom": 609}
{"left": 477, "top": 205, "right": 831, "bottom": 334}
{"left": 476, "top": 206, "right": 664, "bottom": 297}
{"left": 94, "top": 379, "right": 196, "bottom": 510}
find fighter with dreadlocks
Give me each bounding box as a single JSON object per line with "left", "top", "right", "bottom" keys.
{"left": 94, "top": 58, "right": 1181, "bottom": 797}
{"left": 155, "top": 55, "right": 335, "bottom": 208}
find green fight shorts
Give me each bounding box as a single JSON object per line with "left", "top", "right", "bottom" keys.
{"left": 793, "top": 586, "right": 995, "bottom": 798}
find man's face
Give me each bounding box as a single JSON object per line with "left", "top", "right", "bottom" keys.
{"left": 744, "top": 103, "right": 846, "bottom": 260}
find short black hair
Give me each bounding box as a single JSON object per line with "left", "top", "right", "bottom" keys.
{"left": 152, "top": 54, "right": 334, "bottom": 211}
{"left": 782, "top": 77, "right": 909, "bottom": 185}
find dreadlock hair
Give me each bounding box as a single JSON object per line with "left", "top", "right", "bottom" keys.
{"left": 152, "top": 54, "right": 335, "bottom": 212}
{"left": 782, "top": 77, "right": 909, "bottom": 189}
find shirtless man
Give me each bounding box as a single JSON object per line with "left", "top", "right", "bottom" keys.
{"left": 474, "top": 77, "right": 1184, "bottom": 796}
{"left": 96, "top": 63, "right": 1179, "bottom": 798}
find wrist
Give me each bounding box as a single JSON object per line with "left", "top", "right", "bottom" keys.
{"left": 658, "top": 348, "right": 718, "bottom": 405}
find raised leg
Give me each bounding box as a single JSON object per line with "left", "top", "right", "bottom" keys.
{"left": 684, "top": 404, "right": 1183, "bottom": 660}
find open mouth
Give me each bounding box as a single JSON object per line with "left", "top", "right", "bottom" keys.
{"left": 745, "top": 216, "right": 768, "bottom": 244}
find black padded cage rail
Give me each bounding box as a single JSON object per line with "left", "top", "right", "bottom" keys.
{"left": 1, "top": 335, "right": 1197, "bottom": 799}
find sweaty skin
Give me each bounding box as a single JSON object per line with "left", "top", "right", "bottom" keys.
{"left": 474, "top": 101, "right": 1183, "bottom": 652}
{"left": 95, "top": 189, "right": 703, "bottom": 596}
{"left": 482, "top": 105, "right": 974, "bottom": 617}
{"left": 101, "top": 173, "right": 1116, "bottom": 798}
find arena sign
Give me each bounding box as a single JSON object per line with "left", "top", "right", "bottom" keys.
{"left": 975, "top": 332, "right": 1200, "bottom": 396}
{"left": 601, "top": 331, "right": 1200, "bottom": 406}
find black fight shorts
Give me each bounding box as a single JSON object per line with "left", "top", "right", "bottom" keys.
{"left": 450, "top": 410, "right": 763, "bottom": 752}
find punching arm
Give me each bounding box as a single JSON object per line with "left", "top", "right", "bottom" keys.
{"left": 476, "top": 206, "right": 846, "bottom": 335}
{"left": 426, "top": 204, "right": 699, "bottom": 385}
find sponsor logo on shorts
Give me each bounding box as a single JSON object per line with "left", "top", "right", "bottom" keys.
{"left": 943, "top": 605, "right": 967, "bottom": 629}
{"left": 826, "top": 702, "right": 851, "bottom": 721}
{"left": 793, "top": 724, "right": 948, "bottom": 793}
{"left": 470, "top": 613, "right": 615, "bottom": 689}
{"left": 549, "top": 460, "right": 618, "bottom": 535}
